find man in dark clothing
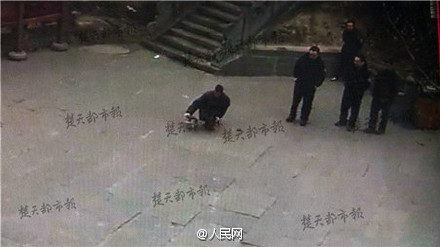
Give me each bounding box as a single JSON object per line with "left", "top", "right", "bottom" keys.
{"left": 331, "top": 20, "right": 364, "bottom": 81}
{"left": 286, "top": 46, "right": 326, "bottom": 126}
{"left": 364, "top": 61, "right": 399, "bottom": 135}
{"left": 335, "top": 55, "right": 370, "bottom": 131}
{"left": 185, "top": 84, "right": 230, "bottom": 130}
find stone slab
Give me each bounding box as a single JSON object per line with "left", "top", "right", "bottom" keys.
{"left": 216, "top": 185, "right": 276, "bottom": 218}
{"left": 150, "top": 182, "right": 204, "bottom": 226}
{"left": 167, "top": 220, "right": 242, "bottom": 247}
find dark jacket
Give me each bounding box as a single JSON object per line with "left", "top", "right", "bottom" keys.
{"left": 372, "top": 69, "right": 399, "bottom": 99}
{"left": 293, "top": 54, "right": 326, "bottom": 91}
{"left": 344, "top": 63, "right": 370, "bottom": 93}
{"left": 341, "top": 29, "right": 364, "bottom": 54}
{"left": 186, "top": 91, "right": 230, "bottom": 119}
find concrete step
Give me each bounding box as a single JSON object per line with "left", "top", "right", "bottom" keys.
{"left": 207, "top": 1, "right": 242, "bottom": 16}
{"left": 187, "top": 13, "right": 232, "bottom": 32}
{"left": 141, "top": 40, "right": 220, "bottom": 73}
{"left": 180, "top": 20, "right": 224, "bottom": 42}
{"left": 160, "top": 34, "right": 214, "bottom": 60}
{"left": 197, "top": 6, "right": 241, "bottom": 23}
{"left": 169, "top": 28, "right": 222, "bottom": 50}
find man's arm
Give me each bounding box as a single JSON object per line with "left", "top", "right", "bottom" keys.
{"left": 315, "top": 60, "right": 326, "bottom": 88}
{"left": 217, "top": 97, "right": 230, "bottom": 118}
{"left": 357, "top": 32, "right": 364, "bottom": 51}
{"left": 342, "top": 30, "right": 348, "bottom": 43}
{"left": 293, "top": 58, "right": 303, "bottom": 79}
{"left": 390, "top": 71, "right": 400, "bottom": 98}
{"left": 186, "top": 93, "right": 206, "bottom": 115}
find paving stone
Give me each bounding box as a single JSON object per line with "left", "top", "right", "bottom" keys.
{"left": 3, "top": 207, "right": 106, "bottom": 246}
{"left": 184, "top": 175, "right": 235, "bottom": 193}
{"left": 1, "top": 237, "right": 20, "bottom": 247}
{"left": 195, "top": 207, "right": 258, "bottom": 235}
{"left": 107, "top": 167, "right": 176, "bottom": 211}
{"left": 216, "top": 185, "right": 276, "bottom": 218}
{"left": 167, "top": 220, "right": 242, "bottom": 247}
{"left": 150, "top": 182, "right": 204, "bottom": 226}
{"left": 239, "top": 214, "right": 293, "bottom": 247}
{"left": 97, "top": 213, "right": 184, "bottom": 247}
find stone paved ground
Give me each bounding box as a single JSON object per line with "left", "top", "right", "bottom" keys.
{"left": 2, "top": 44, "right": 439, "bottom": 247}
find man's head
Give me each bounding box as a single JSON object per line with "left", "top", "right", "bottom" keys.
{"left": 346, "top": 20, "right": 355, "bottom": 31}
{"left": 308, "top": 46, "right": 320, "bottom": 60}
{"left": 354, "top": 55, "right": 366, "bottom": 69}
{"left": 214, "top": 84, "right": 224, "bottom": 97}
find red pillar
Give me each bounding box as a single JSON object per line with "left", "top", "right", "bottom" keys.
{"left": 8, "top": 2, "right": 27, "bottom": 60}
{"left": 437, "top": 1, "right": 440, "bottom": 83}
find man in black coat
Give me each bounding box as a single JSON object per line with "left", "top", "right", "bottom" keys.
{"left": 335, "top": 55, "right": 370, "bottom": 131}
{"left": 185, "top": 84, "right": 230, "bottom": 130}
{"left": 364, "top": 61, "right": 399, "bottom": 135}
{"left": 286, "top": 46, "right": 326, "bottom": 126}
{"left": 331, "top": 20, "right": 364, "bottom": 81}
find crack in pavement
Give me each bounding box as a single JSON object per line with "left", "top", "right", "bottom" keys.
{"left": 249, "top": 146, "right": 273, "bottom": 168}
{"left": 224, "top": 209, "right": 261, "bottom": 219}
{"left": 258, "top": 198, "right": 277, "bottom": 219}
{"left": 362, "top": 164, "right": 370, "bottom": 177}
{"left": 98, "top": 211, "right": 142, "bottom": 246}
{"left": 318, "top": 230, "right": 331, "bottom": 246}
{"left": 174, "top": 211, "right": 201, "bottom": 227}
{"left": 112, "top": 211, "right": 142, "bottom": 233}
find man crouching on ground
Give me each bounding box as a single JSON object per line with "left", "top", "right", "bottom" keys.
{"left": 184, "top": 84, "right": 231, "bottom": 130}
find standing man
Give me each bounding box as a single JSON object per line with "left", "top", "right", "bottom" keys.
{"left": 335, "top": 55, "right": 370, "bottom": 131}
{"left": 286, "top": 46, "right": 326, "bottom": 126}
{"left": 331, "top": 20, "right": 364, "bottom": 81}
{"left": 184, "top": 84, "right": 230, "bottom": 130}
{"left": 364, "top": 60, "right": 399, "bottom": 135}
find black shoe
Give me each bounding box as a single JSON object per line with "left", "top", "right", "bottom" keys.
{"left": 286, "top": 115, "right": 295, "bottom": 123}
{"left": 204, "top": 122, "right": 215, "bottom": 131}
{"left": 334, "top": 121, "right": 346, "bottom": 127}
{"left": 346, "top": 124, "right": 355, "bottom": 132}
{"left": 363, "top": 127, "right": 376, "bottom": 134}
{"left": 376, "top": 128, "right": 385, "bottom": 135}
{"left": 300, "top": 119, "right": 307, "bottom": 126}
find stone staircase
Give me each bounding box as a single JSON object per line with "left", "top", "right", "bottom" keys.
{"left": 142, "top": 1, "right": 244, "bottom": 73}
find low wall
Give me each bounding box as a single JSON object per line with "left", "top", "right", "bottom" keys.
{"left": 220, "top": 46, "right": 340, "bottom": 77}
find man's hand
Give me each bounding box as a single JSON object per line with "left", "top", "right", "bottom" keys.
{"left": 215, "top": 117, "right": 221, "bottom": 126}
{"left": 184, "top": 113, "right": 191, "bottom": 120}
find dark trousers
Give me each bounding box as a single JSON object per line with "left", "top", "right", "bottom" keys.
{"left": 199, "top": 110, "right": 216, "bottom": 128}
{"left": 338, "top": 87, "right": 364, "bottom": 126}
{"left": 368, "top": 97, "right": 393, "bottom": 131}
{"left": 289, "top": 87, "right": 316, "bottom": 121}
{"left": 335, "top": 51, "right": 356, "bottom": 78}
